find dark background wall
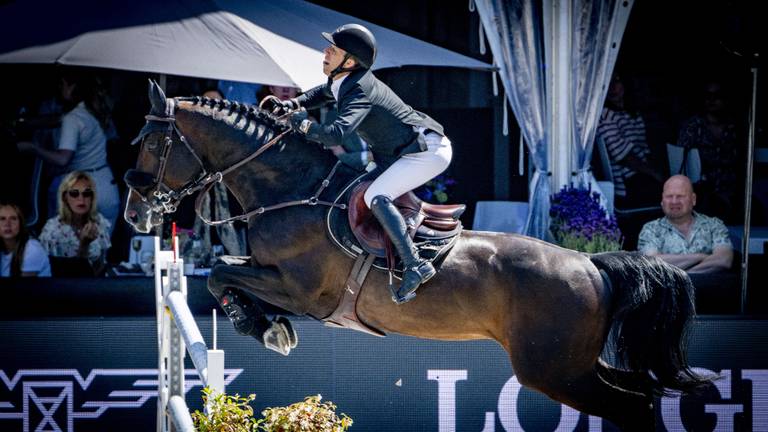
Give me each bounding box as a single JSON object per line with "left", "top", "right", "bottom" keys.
{"left": 2, "top": 310, "right": 767, "bottom": 431}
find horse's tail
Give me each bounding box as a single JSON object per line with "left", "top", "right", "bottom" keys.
{"left": 589, "top": 251, "right": 715, "bottom": 396}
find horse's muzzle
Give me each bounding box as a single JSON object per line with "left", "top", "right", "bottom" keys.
{"left": 124, "top": 189, "right": 163, "bottom": 233}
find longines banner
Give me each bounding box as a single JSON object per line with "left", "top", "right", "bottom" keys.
{"left": 1, "top": 316, "right": 766, "bottom": 431}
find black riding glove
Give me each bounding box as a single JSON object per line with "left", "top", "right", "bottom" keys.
{"left": 288, "top": 110, "right": 313, "bottom": 134}
{"left": 280, "top": 98, "right": 299, "bottom": 111}
{"left": 259, "top": 96, "right": 299, "bottom": 114}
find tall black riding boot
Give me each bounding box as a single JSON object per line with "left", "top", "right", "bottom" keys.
{"left": 370, "top": 195, "right": 436, "bottom": 304}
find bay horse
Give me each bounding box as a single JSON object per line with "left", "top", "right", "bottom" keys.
{"left": 124, "top": 81, "right": 711, "bottom": 430}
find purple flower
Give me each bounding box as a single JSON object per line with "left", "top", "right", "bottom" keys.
{"left": 549, "top": 185, "right": 623, "bottom": 252}
{"left": 415, "top": 174, "right": 456, "bottom": 204}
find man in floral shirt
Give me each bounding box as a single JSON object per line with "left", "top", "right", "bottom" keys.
{"left": 637, "top": 175, "right": 733, "bottom": 274}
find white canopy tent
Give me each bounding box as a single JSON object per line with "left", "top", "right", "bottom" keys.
{"left": 0, "top": 0, "right": 492, "bottom": 91}
{"left": 474, "top": 0, "right": 633, "bottom": 239}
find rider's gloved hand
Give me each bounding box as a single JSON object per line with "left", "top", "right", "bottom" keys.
{"left": 279, "top": 98, "right": 299, "bottom": 111}
{"left": 259, "top": 96, "right": 299, "bottom": 114}
{"left": 288, "top": 109, "right": 312, "bottom": 134}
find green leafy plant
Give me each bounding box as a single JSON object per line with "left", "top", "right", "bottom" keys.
{"left": 192, "top": 389, "right": 353, "bottom": 432}
{"left": 255, "top": 395, "right": 353, "bottom": 432}
{"left": 192, "top": 387, "right": 258, "bottom": 431}
{"left": 550, "top": 185, "right": 623, "bottom": 253}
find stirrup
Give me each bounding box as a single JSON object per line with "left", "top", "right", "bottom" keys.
{"left": 390, "top": 261, "right": 436, "bottom": 305}
{"left": 388, "top": 281, "right": 416, "bottom": 305}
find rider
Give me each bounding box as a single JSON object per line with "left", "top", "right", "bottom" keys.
{"left": 280, "top": 23, "right": 453, "bottom": 304}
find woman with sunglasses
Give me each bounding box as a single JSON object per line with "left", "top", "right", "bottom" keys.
{"left": 1, "top": 203, "right": 51, "bottom": 277}
{"left": 39, "top": 171, "right": 111, "bottom": 275}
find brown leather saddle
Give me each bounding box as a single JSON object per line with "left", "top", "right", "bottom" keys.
{"left": 322, "top": 179, "right": 465, "bottom": 337}
{"left": 347, "top": 181, "right": 465, "bottom": 258}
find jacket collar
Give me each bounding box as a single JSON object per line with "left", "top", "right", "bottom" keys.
{"left": 336, "top": 68, "right": 368, "bottom": 98}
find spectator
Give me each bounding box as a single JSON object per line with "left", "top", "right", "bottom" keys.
{"left": 595, "top": 73, "right": 664, "bottom": 208}
{"left": 39, "top": 171, "right": 111, "bottom": 275}
{"left": 676, "top": 78, "right": 743, "bottom": 223}
{"left": 0, "top": 203, "right": 51, "bottom": 277}
{"left": 257, "top": 84, "right": 300, "bottom": 104}
{"left": 637, "top": 174, "right": 733, "bottom": 274}
{"left": 17, "top": 70, "right": 120, "bottom": 231}
{"left": 202, "top": 88, "right": 224, "bottom": 100}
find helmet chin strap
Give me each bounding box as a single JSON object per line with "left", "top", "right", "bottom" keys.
{"left": 329, "top": 53, "right": 360, "bottom": 79}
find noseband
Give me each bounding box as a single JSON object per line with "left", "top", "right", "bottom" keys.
{"left": 128, "top": 102, "right": 344, "bottom": 226}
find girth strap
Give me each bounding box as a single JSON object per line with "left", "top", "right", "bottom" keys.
{"left": 322, "top": 253, "right": 385, "bottom": 337}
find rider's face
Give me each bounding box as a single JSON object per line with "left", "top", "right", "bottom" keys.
{"left": 323, "top": 44, "right": 348, "bottom": 77}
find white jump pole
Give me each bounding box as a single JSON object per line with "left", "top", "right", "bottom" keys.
{"left": 155, "top": 235, "right": 225, "bottom": 432}
{"left": 168, "top": 396, "right": 195, "bottom": 432}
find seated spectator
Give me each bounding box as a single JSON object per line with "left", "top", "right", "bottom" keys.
{"left": 0, "top": 203, "right": 51, "bottom": 277}
{"left": 595, "top": 73, "right": 664, "bottom": 208}
{"left": 202, "top": 88, "right": 224, "bottom": 100}
{"left": 257, "top": 84, "right": 300, "bottom": 103}
{"left": 17, "top": 70, "right": 121, "bottom": 231}
{"left": 676, "top": 78, "right": 743, "bottom": 223}
{"left": 637, "top": 175, "right": 733, "bottom": 273}
{"left": 39, "top": 171, "right": 111, "bottom": 275}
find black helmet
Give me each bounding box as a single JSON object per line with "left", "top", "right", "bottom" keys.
{"left": 322, "top": 24, "right": 377, "bottom": 69}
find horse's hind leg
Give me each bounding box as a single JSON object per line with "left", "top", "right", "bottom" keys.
{"left": 538, "top": 367, "right": 656, "bottom": 431}
{"left": 208, "top": 263, "right": 298, "bottom": 355}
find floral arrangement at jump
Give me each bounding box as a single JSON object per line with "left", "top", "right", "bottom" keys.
{"left": 549, "top": 185, "right": 622, "bottom": 253}
{"left": 415, "top": 173, "right": 456, "bottom": 203}
{"left": 193, "top": 388, "right": 353, "bottom": 432}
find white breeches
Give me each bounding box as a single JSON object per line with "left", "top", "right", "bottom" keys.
{"left": 364, "top": 131, "right": 452, "bottom": 207}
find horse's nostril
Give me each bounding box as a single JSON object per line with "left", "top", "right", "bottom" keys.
{"left": 126, "top": 210, "right": 139, "bottom": 223}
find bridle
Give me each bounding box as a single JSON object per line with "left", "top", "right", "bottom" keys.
{"left": 128, "top": 113, "right": 222, "bottom": 215}
{"left": 127, "top": 100, "right": 345, "bottom": 226}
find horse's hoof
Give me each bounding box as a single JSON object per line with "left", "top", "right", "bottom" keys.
{"left": 262, "top": 320, "right": 293, "bottom": 356}
{"left": 275, "top": 316, "right": 298, "bottom": 348}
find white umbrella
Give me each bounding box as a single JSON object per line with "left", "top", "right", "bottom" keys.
{"left": 0, "top": 0, "right": 492, "bottom": 91}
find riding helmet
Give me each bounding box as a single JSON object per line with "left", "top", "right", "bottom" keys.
{"left": 322, "top": 24, "right": 377, "bottom": 69}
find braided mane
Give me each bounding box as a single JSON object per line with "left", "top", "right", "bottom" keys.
{"left": 176, "top": 96, "right": 290, "bottom": 135}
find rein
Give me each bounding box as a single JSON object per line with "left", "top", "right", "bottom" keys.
{"left": 135, "top": 102, "right": 345, "bottom": 226}
{"left": 195, "top": 159, "right": 346, "bottom": 225}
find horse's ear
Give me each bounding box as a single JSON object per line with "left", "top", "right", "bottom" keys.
{"left": 148, "top": 79, "right": 167, "bottom": 116}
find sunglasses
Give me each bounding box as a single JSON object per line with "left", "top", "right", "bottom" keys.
{"left": 67, "top": 189, "right": 94, "bottom": 199}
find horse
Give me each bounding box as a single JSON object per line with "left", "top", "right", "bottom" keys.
{"left": 124, "top": 81, "right": 712, "bottom": 430}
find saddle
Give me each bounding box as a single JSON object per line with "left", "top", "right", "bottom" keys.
{"left": 347, "top": 181, "right": 465, "bottom": 258}
{"left": 322, "top": 176, "right": 464, "bottom": 337}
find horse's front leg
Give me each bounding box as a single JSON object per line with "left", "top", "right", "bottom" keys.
{"left": 207, "top": 262, "right": 298, "bottom": 356}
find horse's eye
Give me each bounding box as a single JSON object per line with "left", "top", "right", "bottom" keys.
{"left": 145, "top": 139, "right": 158, "bottom": 151}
